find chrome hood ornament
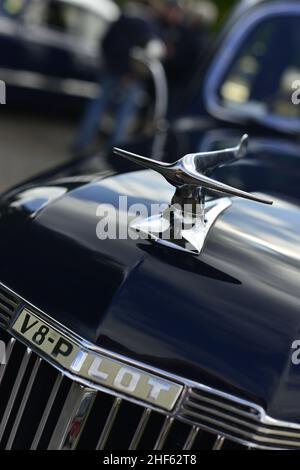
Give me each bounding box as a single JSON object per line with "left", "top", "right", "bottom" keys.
{"left": 114, "top": 135, "right": 273, "bottom": 255}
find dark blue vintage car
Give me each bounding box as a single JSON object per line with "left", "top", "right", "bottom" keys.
{"left": 0, "top": 0, "right": 119, "bottom": 107}
{"left": 0, "top": 0, "right": 300, "bottom": 451}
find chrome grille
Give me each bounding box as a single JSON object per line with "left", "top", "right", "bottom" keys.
{"left": 0, "top": 287, "right": 20, "bottom": 327}
{"left": 180, "top": 388, "right": 300, "bottom": 450}
{"left": 0, "top": 330, "right": 245, "bottom": 450}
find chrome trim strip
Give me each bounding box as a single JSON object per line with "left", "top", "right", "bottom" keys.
{"left": 31, "top": 373, "right": 64, "bottom": 450}
{"left": 5, "top": 358, "right": 41, "bottom": 449}
{"left": 180, "top": 408, "right": 300, "bottom": 448}
{"left": 0, "top": 290, "right": 18, "bottom": 309}
{"left": 0, "top": 68, "right": 99, "bottom": 99}
{"left": 129, "top": 408, "right": 152, "bottom": 450}
{"left": 188, "top": 389, "right": 260, "bottom": 419}
{"left": 183, "top": 426, "right": 199, "bottom": 450}
{"left": 96, "top": 397, "right": 122, "bottom": 450}
{"left": 0, "top": 300, "right": 15, "bottom": 315}
{"left": 183, "top": 399, "right": 300, "bottom": 438}
{"left": 154, "top": 416, "right": 174, "bottom": 450}
{"left": 0, "top": 287, "right": 19, "bottom": 324}
{"left": 48, "top": 383, "right": 96, "bottom": 450}
{"left": 0, "top": 348, "right": 32, "bottom": 442}
{"left": 213, "top": 435, "right": 225, "bottom": 450}
{"left": 203, "top": 2, "right": 300, "bottom": 134}
{"left": 0, "top": 338, "right": 15, "bottom": 385}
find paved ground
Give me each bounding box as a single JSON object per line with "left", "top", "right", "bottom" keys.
{"left": 0, "top": 109, "right": 78, "bottom": 192}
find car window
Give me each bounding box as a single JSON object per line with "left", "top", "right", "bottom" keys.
{"left": 218, "top": 15, "right": 300, "bottom": 119}
{"left": 24, "top": 0, "right": 109, "bottom": 46}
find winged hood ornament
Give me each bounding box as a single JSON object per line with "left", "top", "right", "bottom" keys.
{"left": 114, "top": 135, "right": 273, "bottom": 255}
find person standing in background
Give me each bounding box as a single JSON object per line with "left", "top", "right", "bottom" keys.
{"left": 159, "top": 0, "right": 212, "bottom": 117}
{"left": 73, "top": 0, "right": 163, "bottom": 157}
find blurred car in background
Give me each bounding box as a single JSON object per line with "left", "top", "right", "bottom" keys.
{"left": 0, "top": 0, "right": 119, "bottom": 109}
{"left": 202, "top": 0, "right": 300, "bottom": 134}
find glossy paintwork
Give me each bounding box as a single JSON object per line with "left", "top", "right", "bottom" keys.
{"left": 0, "top": 138, "right": 300, "bottom": 423}
{"left": 1, "top": 0, "right": 300, "bottom": 430}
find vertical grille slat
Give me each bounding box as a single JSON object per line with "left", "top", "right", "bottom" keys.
{"left": 30, "top": 374, "right": 63, "bottom": 450}
{"left": 183, "top": 426, "right": 200, "bottom": 450}
{"left": 96, "top": 397, "right": 122, "bottom": 450}
{"left": 213, "top": 435, "right": 226, "bottom": 450}
{"left": 48, "top": 382, "right": 96, "bottom": 450}
{"left": 0, "top": 338, "right": 15, "bottom": 386}
{"left": 5, "top": 358, "right": 41, "bottom": 450}
{"left": 154, "top": 416, "right": 174, "bottom": 450}
{"left": 129, "top": 408, "right": 152, "bottom": 450}
{"left": 0, "top": 348, "right": 32, "bottom": 442}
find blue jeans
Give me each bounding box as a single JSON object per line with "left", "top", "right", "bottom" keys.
{"left": 74, "top": 75, "right": 141, "bottom": 152}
